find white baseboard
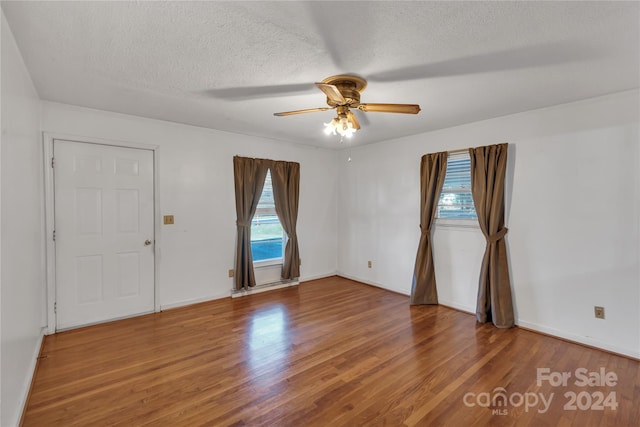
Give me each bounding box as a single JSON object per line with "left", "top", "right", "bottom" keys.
{"left": 335, "top": 274, "right": 639, "bottom": 360}
{"left": 158, "top": 273, "right": 335, "bottom": 309}
{"left": 229, "top": 271, "right": 339, "bottom": 298}
{"left": 336, "top": 272, "right": 410, "bottom": 296}
{"left": 517, "top": 319, "right": 639, "bottom": 360}
{"left": 15, "top": 327, "right": 46, "bottom": 427}
{"left": 438, "top": 299, "right": 475, "bottom": 315}
{"left": 231, "top": 280, "right": 299, "bottom": 298}
{"left": 159, "top": 291, "right": 230, "bottom": 311}
{"left": 300, "top": 271, "right": 338, "bottom": 282}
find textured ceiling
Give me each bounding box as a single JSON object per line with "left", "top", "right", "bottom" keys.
{"left": 2, "top": 1, "right": 639, "bottom": 148}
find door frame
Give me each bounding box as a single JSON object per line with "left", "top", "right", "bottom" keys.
{"left": 43, "top": 132, "right": 161, "bottom": 334}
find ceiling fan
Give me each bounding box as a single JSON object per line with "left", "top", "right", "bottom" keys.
{"left": 273, "top": 75, "right": 420, "bottom": 142}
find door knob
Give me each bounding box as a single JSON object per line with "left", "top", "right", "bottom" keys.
{"left": 144, "top": 239, "right": 152, "bottom": 246}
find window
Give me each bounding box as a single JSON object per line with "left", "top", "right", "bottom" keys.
{"left": 251, "top": 171, "right": 285, "bottom": 263}
{"left": 436, "top": 152, "right": 477, "bottom": 219}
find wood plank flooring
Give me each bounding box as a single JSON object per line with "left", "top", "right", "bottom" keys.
{"left": 23, "top": 276, "right": 639, "bottom": 426}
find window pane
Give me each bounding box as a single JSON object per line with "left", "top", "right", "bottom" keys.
{"left": 251, "top": 171, "right": 284, "bottom": 262}
{"left": 441, "top": 158, "right": 472, "bottom": 190}
{"left": 251, "top": 214, "right": 283, "bottom": 261}
{"left": 437, "top": 153, "right": 477, "bottom": 219}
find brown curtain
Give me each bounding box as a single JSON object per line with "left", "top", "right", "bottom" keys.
{"left": 410, "top": 151, "right": 448, "bottom": 305}
{"left": 271, "top": 161, "right": 301, "bottom": 280}
{"left": 469, "top": 143, "right": 514, "bottom": 328}
{"left": 233, "top": 156, "right": 269, "bottom": 290}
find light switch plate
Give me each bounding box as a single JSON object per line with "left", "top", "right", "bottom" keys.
{"left": 164, "top": 215, "right": 174, "bottom": 225}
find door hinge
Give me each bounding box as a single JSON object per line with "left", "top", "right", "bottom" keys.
{"left": 51, "top": 157, "right": 55, "bottom": 168}
{"left": 54, "top": 302, "right": 57, "bottom": 314}
{"left": 53, "top": 230, "right": 56, "bottom": 241}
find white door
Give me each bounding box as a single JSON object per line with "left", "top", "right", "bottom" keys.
{"left": 54, "top": 140, "right": 155, "bottom": 330}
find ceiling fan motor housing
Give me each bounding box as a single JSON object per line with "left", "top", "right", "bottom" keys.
{"left": 321, "top": 75, "right": 367, "bottom": 107}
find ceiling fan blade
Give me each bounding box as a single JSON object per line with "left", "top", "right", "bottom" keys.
{"left": 353, "top": 109, "right": 370, "bottom": 127}
{"left": 367, "top": 43, "right": 595, "bottom": 82}
{"left": 347, "top": 110, "right": 361, "bottom": 130}
{"left": 315, "top": 83, "right": 346, "bottom": 105}
{"left": 274, "top": 107, "right": 333, "bottom": 116}
{"left": 202, "top": 83, "right": 313, "bottom": 100}
{"left": 358, "top": 103, "right": 421, "bottom": 114}
{"left": 305, "top": 2, "right": 375, "bottom": 70}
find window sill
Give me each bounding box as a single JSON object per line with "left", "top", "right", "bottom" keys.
{"left": 434, "top": 218, "right": 479, "bottom": 229}
{"left": 254, "top": 258, "right": 283, "bottom": 268}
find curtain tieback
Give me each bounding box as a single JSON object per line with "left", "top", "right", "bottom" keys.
{"left": 236, "top": 220, "right": 251, "bottom": 227}
{"left": 419, "top": 225, "right": 431, "bottom": 234}
{"left": 486, "top": 227, "right": 508, "bottom": 244}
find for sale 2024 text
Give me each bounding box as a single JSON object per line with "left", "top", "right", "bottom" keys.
{"left": 537, "top": 367, "right": 618, "bottom": 411}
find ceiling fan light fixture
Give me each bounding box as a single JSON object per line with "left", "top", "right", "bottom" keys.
{"left": 323, "top": 118, "right": 339, "bottom": 135}
{"left": 324, "top": 114, "right": 357, "bottom": 139}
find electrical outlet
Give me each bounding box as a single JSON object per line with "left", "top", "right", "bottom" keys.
{"left": 228, "top": 269, "right": 234, "bottom": 278}
{"left": 368, "top": 260, "right": 372, "bottom": 268}
{"left": 594, "top": 306, "right": 605, "bottom": 319}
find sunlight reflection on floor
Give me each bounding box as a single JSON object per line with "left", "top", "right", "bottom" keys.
{"left": 247, "top": 304, "right": 291, "bottom": 374}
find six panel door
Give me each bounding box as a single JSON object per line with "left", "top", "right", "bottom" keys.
{"left": 54, "top": 140, "right": 155, "bottom": 330}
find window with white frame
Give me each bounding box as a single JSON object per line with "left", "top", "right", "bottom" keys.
{"left": 251, "top": 170, "right": 285, "bottom": 264}
{"left": 436, "top": 152, "right": 477, "bottom": 220}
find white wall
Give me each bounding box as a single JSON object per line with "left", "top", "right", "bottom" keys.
{"left": 2, "top": 11, "right": 638, "bottom": 421}
{"left": 337, "top": 90, "right": 640, "bottom": 358}
{"left": 1, "top": 11, "right": 46, "bottom": 427}
{"left": 41, "top": 102, "right": 339, "bottom": 309}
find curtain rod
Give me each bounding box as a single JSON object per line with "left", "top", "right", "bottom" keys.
{"left": 447, "top": 148, "right": 469, "bottom": 154}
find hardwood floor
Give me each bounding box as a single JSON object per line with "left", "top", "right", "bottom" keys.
{"left": 23, "top": 276, "right": 639, "bottom": 426}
